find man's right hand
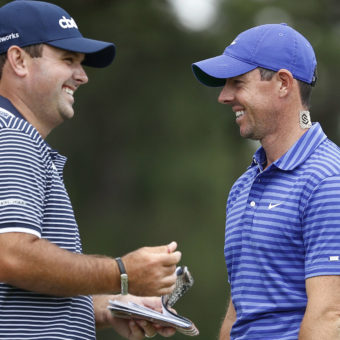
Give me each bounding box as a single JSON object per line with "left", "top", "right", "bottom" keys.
{"left": 122, "top": 241, "right": 181, "bottom": 296}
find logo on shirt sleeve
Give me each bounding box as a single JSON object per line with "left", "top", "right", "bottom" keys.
{"left": 0, "top": 199, "right": 27, "bottom": 207}
{"left": 329, "top": 256, "right": 339, "bottom": 261}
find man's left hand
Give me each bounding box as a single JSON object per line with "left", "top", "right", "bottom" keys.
{"left": 93, "top": 294, "right": 176, "bottom": 339}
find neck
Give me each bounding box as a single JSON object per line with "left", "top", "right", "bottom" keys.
{"left": 0, "top": 88, "right": 51, "bottom": 139}
{"left": 261, "top": 110, "right": 311, "bottom": 169}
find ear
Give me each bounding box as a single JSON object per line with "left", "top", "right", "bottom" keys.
{"left": 6, "top": 46, "right": 29, "bottom": 77}
{"left": 276, "top": 69, "right": 294, "bottom": 98}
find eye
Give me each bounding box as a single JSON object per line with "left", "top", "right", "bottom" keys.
{"left": 233, "top": 79, "right": 243, "bottom": 87}
{"left": 63, "top": 57, "right": 74, "bottom": 65}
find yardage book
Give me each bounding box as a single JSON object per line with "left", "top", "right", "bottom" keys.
{"left": 108, "top": 266, "right": 199, "bottom": 336}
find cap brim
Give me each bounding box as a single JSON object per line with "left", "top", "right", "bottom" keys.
{"left": 192, "top": 54, "right": 257, "bottom": 87}
{"left": 48, "top": 37, "right": 115, "bottom": 68}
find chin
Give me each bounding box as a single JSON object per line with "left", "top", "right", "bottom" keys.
{"left": 61, "top": 109, "right": 75, "bottom": 120}
{"left": 240, "top": 129, "right": 251, "bottom": 139}
{"left": 240, "top": 126, "right": 258, "bottom": 140}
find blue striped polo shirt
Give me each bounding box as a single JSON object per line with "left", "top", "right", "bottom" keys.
{"left": 0, "top": 96, "right": 95, "bottom": 339}
{"left": 225, "top": 123, "right": 340, "bottom": 340}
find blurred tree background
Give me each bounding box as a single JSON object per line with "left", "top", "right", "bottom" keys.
{"left": 5, "top": 0, "right": 340, "bottom": 338}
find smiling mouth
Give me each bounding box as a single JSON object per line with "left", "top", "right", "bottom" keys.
{"left": 63, "top": 87, "right": 74, "bottom": 96}
{"left": 235, "top": 110, "right": 245, "bottom": 118}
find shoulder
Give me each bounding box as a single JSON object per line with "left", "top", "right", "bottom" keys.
{"left": 0, "top": 113, "right": 49, "bottom": 166}
{"left": 297, "top": 138, "right": 340, "bottom": 211}
{"left": 304, "top": 138, "right": 340, "bottom": 179}
{"left": 0, "top": 111, "right": 43, "bottom": 145}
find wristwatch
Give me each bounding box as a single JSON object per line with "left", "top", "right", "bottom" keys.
{"left": 115, "top": 257, "right": 128, "bottom": 295}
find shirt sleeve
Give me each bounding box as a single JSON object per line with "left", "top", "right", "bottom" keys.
{"left": 0, "top": 128, "right": 45, "bottom": 237}
{"left": 303, "top": 175, "right": 340, "bottom": 278}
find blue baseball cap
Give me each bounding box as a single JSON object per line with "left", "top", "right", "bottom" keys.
{"left": 192, "top": 23, "right": 317, "bottom": 87}
{"left": 0, "top": 0, "right": 115, "bottom": 68}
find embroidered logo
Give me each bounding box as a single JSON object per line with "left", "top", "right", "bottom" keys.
{"left": 0, "top": 107, "right": 14, "bottom": 118}
{"left": 0, "top": 199, "right": 27, "bottom": 207}
{"left": 59, "top": 16, "right": 78, "bottom": 29}
{"left": 0, "top": 32, "right": 19, "bottom": 43}
{"left": 268, "top": 202, "right": 282, "bottom": 210}
{"left": 330, "top": 256, "right": 339, "bottom": 261}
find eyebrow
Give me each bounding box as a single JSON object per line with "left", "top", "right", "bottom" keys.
{"left": 228, "top": 75, "right": 246, "bottom": 83}
{"left": 60, "top": 50, "right": 85, "bottom": 62}
{"left": 235, "top": 73, "right": 248, "bottom": 80}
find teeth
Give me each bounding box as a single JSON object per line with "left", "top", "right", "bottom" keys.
{"left": 64, "top": 87, "right": 74, "bottom": 96}
{"left": 235, "top": 110, "right": 244, "bottom": 118}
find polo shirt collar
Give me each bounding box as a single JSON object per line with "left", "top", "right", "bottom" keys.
{"left": 0, "top": 95, "right": 25, "bottom": 119}
{"left": 252, "top": 123, "right": 327, "bottom": 171}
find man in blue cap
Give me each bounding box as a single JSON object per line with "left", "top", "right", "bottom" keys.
{"left": 0, "top": 1, "right": 181, "bottom": 339}
{"left": 193, "top": 23, "right": 340, "bottom": 339}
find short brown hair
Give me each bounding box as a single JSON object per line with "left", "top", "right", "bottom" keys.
{"left": 258, "top": 67, "right": 314, "bottom": 109}
{"left": 0, "top": 44, "right": 43, "bottom": 80}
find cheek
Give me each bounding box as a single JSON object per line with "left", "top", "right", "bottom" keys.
{"left": 251, "top": 88, "right": 277, "bottom": 111}
{"left": 31, "top": 63, "right": 62, "bottom": 91}
{"left": 33, "top": 74, "right": 59, "bottom": 96}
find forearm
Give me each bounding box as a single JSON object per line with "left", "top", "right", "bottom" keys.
{"left": 219, "top": 299, "right": 236, "bottom": 340}
{"left": 219, "top": 319, "right": 232, "bottom": 340}
{"left": 299, "top": 311, "right": 340, "bottom": 340}
{"left": 0, "top": 233, "right": 120, "bottom": 296}
{"left": 219, "top": 315, "right": 234, "bottom": 340}
{"left": 300, "top": 276, "right": 340, "bottom": 340}
{"left": 0, "top": 233, "right": 181, "bottom": 297}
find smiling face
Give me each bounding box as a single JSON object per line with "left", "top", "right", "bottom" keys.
{"left": 25, "top": 44, "right": 88, "bottom": 133}
{"left": 218, "top": 68, "right": 282, "bottom": 142}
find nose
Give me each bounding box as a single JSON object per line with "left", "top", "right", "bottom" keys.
{"left": 74, "top": 64, "right": 89, "bottom": 85}
{"left": 218, "top": 80, "right": 234, "bottom": 105}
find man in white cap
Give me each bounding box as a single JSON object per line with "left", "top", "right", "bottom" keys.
{"left": 0, "top": 1, "right": 181, "bottom": 339}
{"left": 193, "top": 23, "right": 340, "bottom": 339}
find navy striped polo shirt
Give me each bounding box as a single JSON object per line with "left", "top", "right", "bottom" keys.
{"left": 225, "top": 123, "right": 340, "bottom": 340}
{"left": 0, "top": 96, "right": 95, "bottom": 339}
